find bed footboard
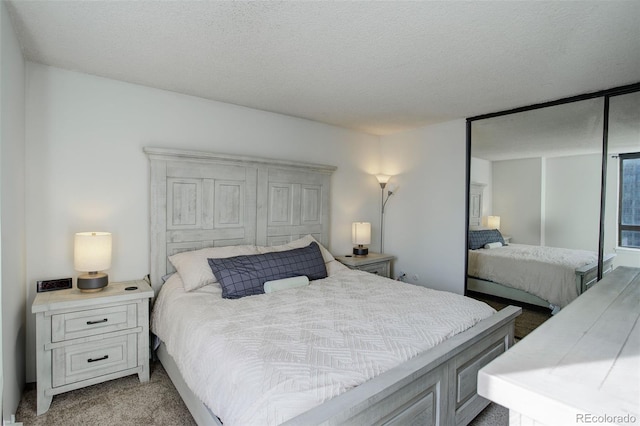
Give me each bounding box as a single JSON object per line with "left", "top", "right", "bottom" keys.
{"left": 157, "top": 307, "right": 520, "bottom": 426}
{"left": 283, "top": 306, "right": 521, "bottom": 426}
{"left": 575, "top": 253, "right": 616, "bottom": 294}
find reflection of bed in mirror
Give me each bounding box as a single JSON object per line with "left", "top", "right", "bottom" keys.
{"left": 467, "top": 95, "right": 616, "bottom": 314}
{"left": 145, "top": 147, "right": 521, "bottom": 426}
{"left": 467, "top": 238, "right": 615, "bottom": 314}
{"left": 466, "top": 174, "right": 615, "bottom": 313}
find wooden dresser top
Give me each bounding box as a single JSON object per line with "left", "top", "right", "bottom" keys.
{"left": 478, "top": 267, "right": 640, "bottom": 425}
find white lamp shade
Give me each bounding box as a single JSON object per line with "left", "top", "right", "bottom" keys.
{"left": 352, "top": 222, "right": 371, "bottom": 245}
{"left": 376, "top": 174, "right": 391, "bottom": 184}
{"left": 486, "top": 216, "right": 501, "bottom": 230}
{"left": 74, "top": 232, "right": 112, "bottom": 272}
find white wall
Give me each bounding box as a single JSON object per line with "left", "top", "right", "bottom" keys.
{"left": 545, "top": 154, "right": 601, "bottom": 250}
{"left": 24, "top": 64, "right": 380, "bottom": 381}
{"left": 492, "top": 158, "right": 542, "bottom": 245}
{"left": 1, "top": 1, "right": 26, "bottom": 420}
{"left": 380, "top": 119, "right": 467, "bottom": 294}
{"left": 491, "top": 154, "right": 604, "bottom": 251}
{"left": 470, "top": 157, "right": 492, "bottom": 218}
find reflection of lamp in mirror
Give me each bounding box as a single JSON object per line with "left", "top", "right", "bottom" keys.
{"left": 352, "top": 222, "right": 371, "bottom": 256}
{"left": 485, "top": 216, "right": 501, "bottom": 230}
{"left": 75, "top": 232, "right": 112, "bottom": 292}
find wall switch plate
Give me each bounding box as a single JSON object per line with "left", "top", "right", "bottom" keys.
{"left": 37, "top": 277, "right": 72, "bottom": 292}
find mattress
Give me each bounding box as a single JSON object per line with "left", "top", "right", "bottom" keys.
{"left": 151, "top": 268, "right": 495, "bottom": 426}
{"left": 467, "top": 243, "right": 597, "bottom": 307}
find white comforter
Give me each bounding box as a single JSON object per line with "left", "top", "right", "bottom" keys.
{"left": 467, "top": 243, "right": 597, "bottom": 307}
{"left": 151, "top": 268, "right": 495, "bottom": 426}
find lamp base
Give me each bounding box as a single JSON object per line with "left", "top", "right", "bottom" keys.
{"left": 353, "top": 247, "right": 369, "bottom": 256}
{"left": 77, "top": 272, "right": 108, "bottom": 292}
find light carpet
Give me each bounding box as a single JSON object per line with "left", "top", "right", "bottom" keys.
{"left": 17, "top": 362, "right": 196, "bottom": 426}
{"left": 17, "top": 360, "right": 508, "bottom": 425}
{"left": 469, "top": 292, "right": 552, "bottom": 339}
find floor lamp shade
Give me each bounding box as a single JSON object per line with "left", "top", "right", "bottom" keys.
{"left": 352, "top": 222, "right": 371, "bottom": 256}
{"left": 75, "top": 232, "right": 112, "bottom": 292}
{"left": 375, "top": 174, "right": 395, "bottom": 253}
{"left": 376, "top": 174, "right": 391, "bottom": 188}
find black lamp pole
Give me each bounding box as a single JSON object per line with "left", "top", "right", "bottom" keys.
{"left": 380, "top": 182, "right": 394, "bottom": 253}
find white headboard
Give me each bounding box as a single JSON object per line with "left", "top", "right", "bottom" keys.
{"left": 469, "top": 182, "right": 486, "bottom": 228}
{"left": 144, "top": 147, "right": 336, "bottom": 294}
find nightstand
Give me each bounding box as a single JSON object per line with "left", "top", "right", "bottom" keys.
{"left": 335, "top": 253, "right": 395, "bottom": 278}
{"left": 32, "top": 279, "right": 154, "bottom": 415}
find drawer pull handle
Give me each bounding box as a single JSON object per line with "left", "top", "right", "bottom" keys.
{"left": 86, "top": 318, "right": 108, "bottom": 325}
{"left": 87, "top": 355, "right": 109, "bottom": 363}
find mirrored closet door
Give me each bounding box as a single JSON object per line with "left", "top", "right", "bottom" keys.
{"left": 465, "top": 83, "right": 639, "bottom": 312}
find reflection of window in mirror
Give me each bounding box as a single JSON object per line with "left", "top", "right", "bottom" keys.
{"left": 618, "top": 153, "right": 640, "bottom": 249}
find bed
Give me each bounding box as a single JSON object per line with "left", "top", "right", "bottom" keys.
{"left": 145, "top": 147, "right": 521, "bottom": 426}
{"left": 466, "top": 229, "right": 614, "bottom": 313}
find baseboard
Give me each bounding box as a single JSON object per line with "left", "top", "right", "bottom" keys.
{"left": 3, "top": 415, "right": 23, "bottom": 426}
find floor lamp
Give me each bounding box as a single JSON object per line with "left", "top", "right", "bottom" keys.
{"left": 376, "top": 175, "right": 395, "bottom": 253}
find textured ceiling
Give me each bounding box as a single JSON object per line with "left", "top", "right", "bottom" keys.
{"left": 6, "top": 1, "right": 640, "bottom": 135}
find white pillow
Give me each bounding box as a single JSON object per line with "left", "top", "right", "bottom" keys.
{"left": 325, "top": 259, "right": 349, "bottom": 275}
{"left": 169, "top": 244, "right": 260, "bottom": 292}
{"left": 258, "top": 234, "right": 335, "bottom": 263}
{"left": 264, "top": 276, "right": 309, "bottom": 293}
{"left": 484, "top": 242, "right": 503, "bottom": 249}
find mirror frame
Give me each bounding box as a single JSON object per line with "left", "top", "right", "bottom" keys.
{"left": 465, "top": 82, "right": 640, "bottom": 294}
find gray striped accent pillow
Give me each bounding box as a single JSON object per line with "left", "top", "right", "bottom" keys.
{"left": 208, "top": 242, "right": 327, "bottom": 299}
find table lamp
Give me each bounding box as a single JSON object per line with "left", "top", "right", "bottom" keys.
{"left": 352, "top": 222, "right": 371, "bottom": 256}
{"left": 74, "top": 232, "right": 112, "bottom": 292}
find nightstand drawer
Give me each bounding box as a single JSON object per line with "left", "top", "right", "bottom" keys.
{"left": 358, "top": 262, "right": 389, "bottom": 277}
{"left": 51, "top": 304, "right": 137, "bottom": 342}
{"left": 52, "top": 333, "right": 138, "bottom": 387}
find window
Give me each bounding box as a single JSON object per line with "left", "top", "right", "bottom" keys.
{"left": 619, "top": 152, "right": 640, "bottom": 248}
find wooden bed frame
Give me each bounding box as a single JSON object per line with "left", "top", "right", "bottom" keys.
{"left": 467, "top": 253, "right": 616, "bottom": 313}
{"left": 145, "top": 147, "right": 521, "bottom": 426}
